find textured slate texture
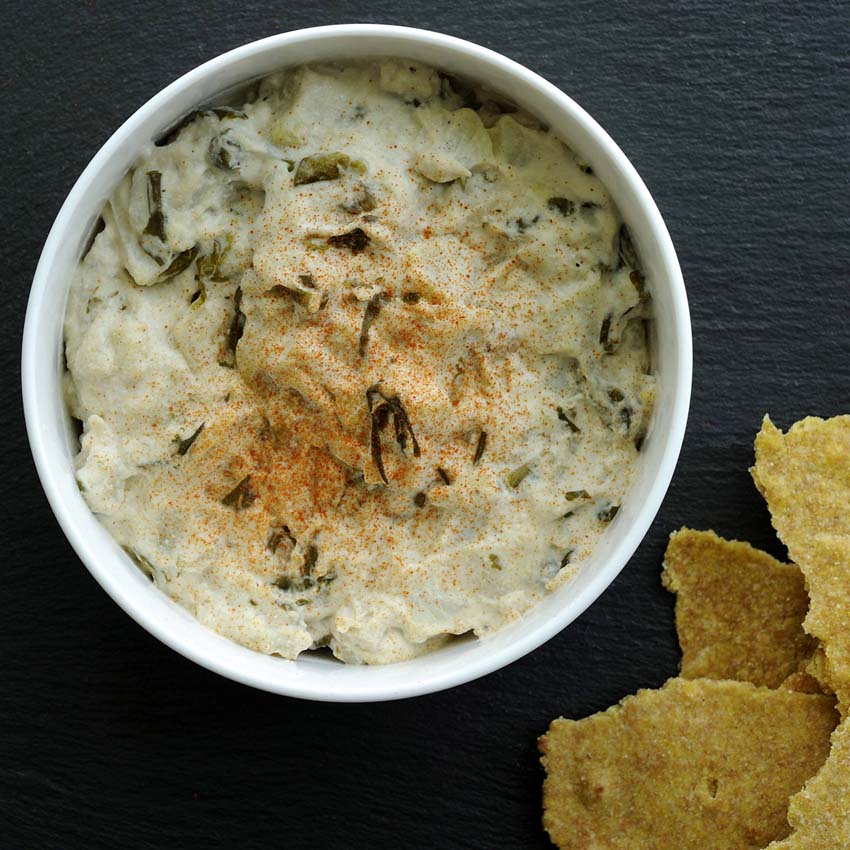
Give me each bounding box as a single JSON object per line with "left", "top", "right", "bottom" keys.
{"left": 2, "top": 2, "right": 849, "bottom": 848}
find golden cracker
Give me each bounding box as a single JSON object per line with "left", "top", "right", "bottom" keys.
{"left": 752, "top": 415, "right": 850, "bottom": 709}
{"left": 539, "top": 678, "right": 836, "bottom": 850}
{"left": 662, "top": 528, "right": 815, "bottom": 688}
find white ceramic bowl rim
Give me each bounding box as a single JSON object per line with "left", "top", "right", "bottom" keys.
{"left": 22, "top": 24, "right": 691, "bottom": 701}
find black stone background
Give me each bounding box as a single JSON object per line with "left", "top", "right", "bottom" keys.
{"left": 3, "top": 1, "right": 849, "bottom": 847}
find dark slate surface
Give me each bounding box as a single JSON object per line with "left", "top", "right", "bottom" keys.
{"left": 3, "top": 2, "right": 849, "bottom": 847}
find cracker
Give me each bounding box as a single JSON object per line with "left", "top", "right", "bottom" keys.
{"left": 539, "top": 678, "right": 836, "bottom": 850}
{"left": 766, "top": 716, "right": 850, "bottom": 849}
{"left": 752, "top": 415, "right": 850, "bottom": 708}
{"left": 662, "top": 528, "right": 815, "bottom": 688}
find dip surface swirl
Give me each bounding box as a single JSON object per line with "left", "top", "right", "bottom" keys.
{"left": 64, "top": 59, "right": 655, "bottom": 663}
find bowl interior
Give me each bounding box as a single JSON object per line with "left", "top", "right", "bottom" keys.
{"left": 23, "top": 25, "right": 690, "bottom": 701}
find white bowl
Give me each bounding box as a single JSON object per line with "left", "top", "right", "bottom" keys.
{"left": 22, "top": 24, "right": 691, "bottom": 702}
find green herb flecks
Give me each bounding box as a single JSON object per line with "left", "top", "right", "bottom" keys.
{"left": 221, "top": 475, "right": 256, "bottom": 510}
{"left": 506, "top": 464, "right": 531, "bottom": 489}
{"left": 175, "top": 422, "right": 204, "bottom": 456}
{"left": 402, "top": 292, "right": 421, "bottom": 304}
{"left": 556, "top": 406, "right": 580, "bottom": 433}
{"left": 436, "top": 467, "right": 451, "bottom": 485}
{"left": 293, "top": 152, "right": 366, "bottom": 186}
{"left": 328, "top": 228, "right": 370, "bottom": 254}
{"left": 547, "top": 197, "right": 576, "bottom": 217}
{"left": 565, "top": 490, "right": 591, "bottom": 501}
{"left": 473, "top": 430, "right": 487, "bottom": 465}
{"left": 634, "top": 433, "right": 646, "bottom": 452}
{"left": 367, "top": 385, "right": 421, "bottom": 485}
{"left": 413, "top": 491, "right": 427, "bottom": 508}
{"left": 358, "top": 292, "right": 386, "bottom": 357}
{"left": 143, "top": 171, "right": 166, "bottom": 241}
{"left": 598, "top": 504, "right": 620, "bottom": 523}
{"left": 157, "top": 245, "right": 199, "bottom": 282}
{"left": 488, "top": 553, "right": 502, "bottom": 570}
{"left": 560, "top": 550, "right": 575, "bottom": 569}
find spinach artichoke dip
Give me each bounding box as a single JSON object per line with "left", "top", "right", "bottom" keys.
{"left": 63, "top": 59, "right": 655, "bottom": 664}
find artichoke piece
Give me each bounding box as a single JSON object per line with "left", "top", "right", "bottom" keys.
{"left": 292, "top": 152, "right": 365, "bottom": 186}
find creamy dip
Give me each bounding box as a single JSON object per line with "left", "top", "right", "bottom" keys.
{"left": 64, "top": 59, "right": 654, "bottom": 664}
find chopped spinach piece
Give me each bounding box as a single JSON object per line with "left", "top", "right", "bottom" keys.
{"left": 143, "top": 171, "right": 166, "bottom": 241}
{"left": 221, "top": 475, "right": 257, "bottom": 510}
{"left": 367, "top": 385, "right": 421, "bottom": 484}
{"left": 506, "top": 464, "right": 531, "bottom": 489}
{"left": 157, "top": 245, "right": 199, "bottom": 282}
{"left": 547, "top": 197, "right": 576, "bottom": 217}
{"left": 598, "top": 504, "right": 620, "bottom": 523}
{"left": 617, "top": 223, "right": 639, "bottom": 270}
{"left": 175, "top": 422, "right": 204, "bottom": 456}
{"left": 155, "top": 106, "right": 247, "bottom": 146}
{"left": 225, "top": 286, "right": 246, "bottom": 362}
{"left": 630, "top": 269, "right": 648, "bottom": 301}
{"left": 327, "top": 228, "right": 370, "bottom": 254}
{"left": 358, "top": 292, "right": 386, "bottom": 357}
{"left": 599, "top": 313, "right": 615, "bottom": 353}
{"left": 473, "top": 430, "right": 487, "bottom": 465}
{"left": 190, "top": 280, "right": 206, "bottom": 309}
{"left": 556, "top": 406, "right": 580, "bottom": 433}
{"left": 207, "top": 130, "right": 242, "bottom": 171}
{"left": 268, "top": 524, "right": 297, "bottom": 554}
{"left": 303, "top": 544, "right": 318, "bottom": 576}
